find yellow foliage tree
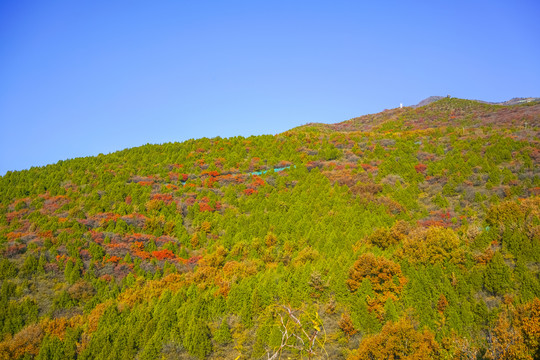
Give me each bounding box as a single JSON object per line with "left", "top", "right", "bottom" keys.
{"left": 399, "top": 226, "right": 464, "bottom": 265}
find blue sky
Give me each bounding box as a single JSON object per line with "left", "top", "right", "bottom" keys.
{"left": 1, "top": 0, "right": 539, "bottom": 175}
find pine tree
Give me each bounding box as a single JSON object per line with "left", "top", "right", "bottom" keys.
{"left": 484, "top": 252, "right": 511, "bottom": 296}
{"left": 214, "top": 318, "right": 232, "bottom": 345}
{"left": 21, "top": 255, "right": 38, "bottom": 277}
{"left": 183, "top": 318, "right": 212, "bottom": 359}
{"left": 37, "top": 335, "right": 65, "bottom": 360}
{"left": 384, "top": 298, "right": 399, "bottom": 322}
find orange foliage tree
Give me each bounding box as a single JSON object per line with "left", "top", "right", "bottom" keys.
{"left": 450, "top": 298, "right": 540, "bottom": 360}
{"left": 152, "top": 249, "right": 176, "bottom": 260}
{"left": 338, "top": 313, "right": 357, "bottom": 340}
{"left": 485, "top": 315, "right": 530, "bottom": 360}
{"left": 347, "top": 253, "right": 407, "bottom": 316}
{"left": 484, "top": 298, "right": 540, "bottom": 360}
{"left": 0, "top": 323, "right": 43, "bottom": 359}
{"left": 348, "top": 318, "right": 440, "bottom": 360}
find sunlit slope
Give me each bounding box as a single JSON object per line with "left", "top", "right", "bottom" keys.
{"left": 0, "top": 97, "right": 539, "bottom": 359}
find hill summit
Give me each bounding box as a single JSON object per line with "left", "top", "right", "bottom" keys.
{"left": 413, "top": 95, "right": 540, "bottom": 108}
{"left": 412, "top": 95, "right": 446, "bottom": 107}
{"left": 0, "top": 97, "right": 539, "bottom": 359}
{"left": 299, "top": 96, "right": 540, "bottom": 133}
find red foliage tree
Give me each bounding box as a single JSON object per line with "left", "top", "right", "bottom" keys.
{"left": 415, "top": 163, "right": 428, "bottom": 173}
{"left": 244, "top": 188, "right": 258, "bottom": 196}
{"left": 199, "top": 203, "right": 213, "bottom": 212}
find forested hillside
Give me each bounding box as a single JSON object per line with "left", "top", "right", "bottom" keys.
{"left": 1, "top": 97, "right": 539, "bottom": 359}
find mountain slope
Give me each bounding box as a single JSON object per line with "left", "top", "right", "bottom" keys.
{"left": 0, "top": 97, "right": 539, "bottom": 359}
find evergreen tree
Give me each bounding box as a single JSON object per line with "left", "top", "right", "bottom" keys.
{"left": 183, "top": 318, "right": 212, "bottom": 359}
{"left": 484, "top": 252, "right": 511, "bottom": 296}
{"left": 384, "top": 298, "right": 399, "bottom": 322}
{"left": 37, "top": 335, "right": 65, "bottom": 360}
{"left": 214, "top": 317, "right": 232, "bottom": 345}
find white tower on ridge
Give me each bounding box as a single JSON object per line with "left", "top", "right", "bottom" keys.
{"left": 400, "top": 103, "right": 403, "bottom": 109}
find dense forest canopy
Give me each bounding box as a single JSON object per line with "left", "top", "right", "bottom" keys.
{"left": 1, "top": 97, "right": 540, "bottom": 359}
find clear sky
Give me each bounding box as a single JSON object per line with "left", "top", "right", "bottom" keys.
{"left": 1, "top": 0, "right": 539, "bottom": 175}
